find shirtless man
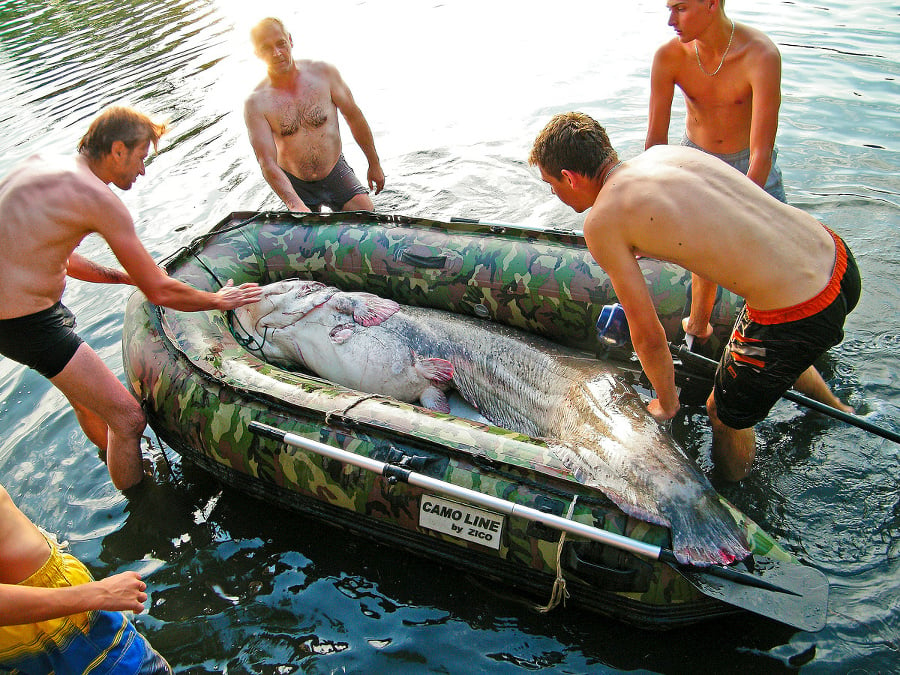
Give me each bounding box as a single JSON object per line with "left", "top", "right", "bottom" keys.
{"left": 530, "top": 113, "right": 860, "bottom": 480}
{"left": 0, "top": 483, "right": 171, "bottom": 672}
{"left": 0, "top": 106, "right": 262, "bottom": 491}
{"left": 647, "top": 0, "right": 785, "bottom": 346}
{"left": 244, "top": 17, "right": 385, "bottom": 213}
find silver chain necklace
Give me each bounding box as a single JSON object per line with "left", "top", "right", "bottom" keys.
{"left": 695, "top": 19, "right": 735, "bottom": 76}
{"left": 601, "top": 160, "right": 624, "bottom": 188}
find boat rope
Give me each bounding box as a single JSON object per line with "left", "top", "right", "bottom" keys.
{"left": 325, "top": 394, "right": 390, "bottom": 423}
{"left": 231, "top": 314, "right": 270, "bottom": 354}
{"left": 534, "top": 495, "right": 578, "bottom": 613}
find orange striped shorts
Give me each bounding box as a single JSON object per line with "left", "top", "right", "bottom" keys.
{"left": 713, "top": 228, "right": 860, "bottom": 429}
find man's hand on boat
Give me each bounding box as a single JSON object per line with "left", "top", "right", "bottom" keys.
{"left": 215, "top": 279, "right": 263, "bottom": 310}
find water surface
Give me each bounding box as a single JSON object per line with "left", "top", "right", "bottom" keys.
{"left": 0, "top": 0, "right": 898, "bottom": 672}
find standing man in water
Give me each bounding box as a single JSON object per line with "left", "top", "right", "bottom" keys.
{"left": 244, "top": 17, "right": 385, "bottom": 213}
{"left": 530, "top": 112, "right": 859, "bottom": 481}
{"left": 646, "top": 0, "right": 785, "bottom": 344}
{"left": 0, "top": 106, "right": 262, "bottom": 491}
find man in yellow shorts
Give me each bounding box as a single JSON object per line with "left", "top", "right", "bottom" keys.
{"left": 0, "top": 483, "right": 171, "bottom": 673}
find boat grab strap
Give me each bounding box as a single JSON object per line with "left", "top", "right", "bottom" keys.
{"left": 324, "top": 393, "right": 391, "bottom": 423}
{"left": 533, "top": 495, "right": 578, "bottom": 614}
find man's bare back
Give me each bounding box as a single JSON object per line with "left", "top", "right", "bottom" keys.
{"left": 589, "top": 145, "right": 834, "bottom": 311}
{"left": 0, "top": 485, "right": 50, "bottom": 585}
{"left": 533, "top": 112, "right": 858, "bottom": 480}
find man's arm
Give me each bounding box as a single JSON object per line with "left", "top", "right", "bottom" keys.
{"left": 329, "top": 66, "right": 385, "bottom": 194}
{"left": 90, "top": 194, "right": 261, "bottom": 311}
{"left": 645, "top": 44, "right": 678, "bottom": 149}
{"left": 584, "top": 216, "right": 679, "bottom": 421}
{"left": 682, "top": 273, "right": 717, "bottom": 341}
{"left": 745, "top": 40, "right": 782, "bottom": 189}
{"left": 243, "top": 97, "right": 311, "bottom": 211}
{"left": 0, "top": 571, "right": 147, "bottom": 626}
{"left": 66, "top": 252, "right": 132, "bottom": 285}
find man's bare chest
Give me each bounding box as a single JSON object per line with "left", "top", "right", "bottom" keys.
{"left": 678, "top": 73, "right": 752, "bottom": 111}
{"left": 267, "top": 83, "right": 334, "bottom": 137}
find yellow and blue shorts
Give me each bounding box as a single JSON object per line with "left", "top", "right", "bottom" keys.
{"left": 0, "top": 537, "right": 171, "bottom": 674}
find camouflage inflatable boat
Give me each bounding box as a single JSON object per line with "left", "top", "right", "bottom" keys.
{"left": 122, "top": 211, "right": 802, "bottom": 630}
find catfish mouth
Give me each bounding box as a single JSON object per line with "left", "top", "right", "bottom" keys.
{"left": 329, "top": 323, "right": 354, "bottom": 337}
{"left": 328, "top": 323, "right": 356, "bottom": 345}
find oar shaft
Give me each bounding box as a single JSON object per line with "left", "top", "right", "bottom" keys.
{"left": 249, "top": 421, "right": 662, "bottom": 559}
{"left": 670, "top": 345, "right": 900, "bottom": 444}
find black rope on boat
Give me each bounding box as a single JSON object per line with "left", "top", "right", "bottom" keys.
{"left": 231, "top": 315, "right": 270, "bottom": 355}
{"left": 141, "top": 432, "right": 176, "bottom": 483}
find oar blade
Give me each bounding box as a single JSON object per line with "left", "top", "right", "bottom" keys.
{"left": 676, "top": 556, "right": 829, "bottom": 632}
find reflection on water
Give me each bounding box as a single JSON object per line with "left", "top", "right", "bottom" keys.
{"left": 1, "top": 0, "right": 898, "bottom": 671}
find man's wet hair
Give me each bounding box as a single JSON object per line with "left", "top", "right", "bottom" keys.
{"left": 529, "top": 112, "right": 617, "bottom": 180}
{"left": 77, "top": 106, "right": 168, "bottom": 160}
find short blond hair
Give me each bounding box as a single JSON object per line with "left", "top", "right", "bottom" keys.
{"left": 250, "top": 17, "right": 289, "bottom": 45}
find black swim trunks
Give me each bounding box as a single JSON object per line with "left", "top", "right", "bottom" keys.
{"left": 0, "top": 302, "right": 84, "bottom": 378}
{"left": 282, "top": 154, "right": 368, "bottom": 212}
{"left": 714, "top": 228, "right": 861, "bottom": 429}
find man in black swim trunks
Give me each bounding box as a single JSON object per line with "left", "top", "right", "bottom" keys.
{"left": 530, "top": 112, "right": 860, "bottom": 481}
{"left": 244, "top": 17, "right": 385, "bottom": 212}
{"left": 0, "top": 106, "right": 262, "bottom": 490}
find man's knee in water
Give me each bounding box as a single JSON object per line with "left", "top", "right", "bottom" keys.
{"left": 112, "top": 396, "right": 147, "bottom": 438}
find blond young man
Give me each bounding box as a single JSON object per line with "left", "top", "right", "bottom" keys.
{"left": 647, "top": 0, "right": 786, "bottom": 345}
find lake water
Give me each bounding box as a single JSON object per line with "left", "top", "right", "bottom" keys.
{"left": 1, "top": 0, "right": 898, "bottom": 672}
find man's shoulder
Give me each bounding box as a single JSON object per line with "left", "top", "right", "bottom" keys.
{"left": 652, "top": 38, "right": 691, "bottom": 75}
{"left": 737, "top": 23, "right": 781, "bottom": 63}
{"left": 740, "top": 22, "right": 780, "bottom": 50}
{"left": 3, "top": 155, "right": 95, "bottom": 196}
{"left": 298, "top": 58, "right": 337, "bottom": 74}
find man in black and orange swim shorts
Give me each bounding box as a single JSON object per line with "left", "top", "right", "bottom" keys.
{"left": 714, "top": 228, "right": 861, "bottom": 429}
{"left": 531, "top": 112, "right": 863, "bottom": 481}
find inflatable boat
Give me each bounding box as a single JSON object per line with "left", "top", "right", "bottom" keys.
{"left": 123, "top": 211, "right": 824, "bottom": 631}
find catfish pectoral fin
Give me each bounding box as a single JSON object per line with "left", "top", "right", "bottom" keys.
{"left": 351, "top": 294, "right": 401, "bottom": 327}
{"left": 415, "top": 356, "right": 454, "bottom": 383}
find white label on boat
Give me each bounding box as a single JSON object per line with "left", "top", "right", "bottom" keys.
{"left": 419, "top": 495, "right": 504, "bottom": 550}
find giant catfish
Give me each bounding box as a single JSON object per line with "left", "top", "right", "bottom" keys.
{"left": 233, "top": 279, "right": 749, "bottom": 566}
